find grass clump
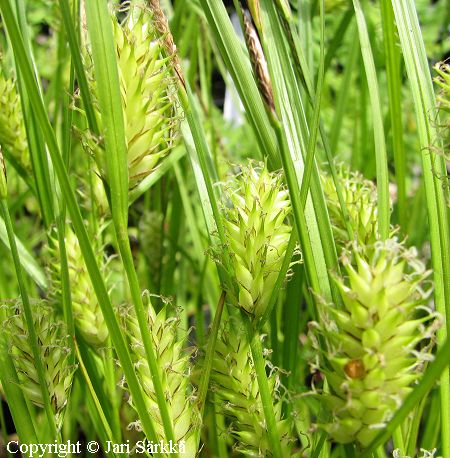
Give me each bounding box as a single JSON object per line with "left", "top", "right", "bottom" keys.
{"left": 0, "top": 0, "right": 448, "bottom": 456}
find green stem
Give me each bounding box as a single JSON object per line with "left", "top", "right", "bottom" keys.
{"left": 344, "top": 444, "right": 356, "bottom": 458}
{"left": 0, "top": 333, "right": 38, "bottom": 444}
{"left": 56, "top": 19, "right": 76, "bottom": 366}
{"left": 298, "top": 0, "right": 325, "bottom": 210}
{"left": 282, "top": 262, "right": 304, "bottom": 413}
{"left": 380, "top": 0, "right": 406, "bottom": 231}
{"left": 58, "top": 0, "right": 100, "bottom": 135}
{"left": 352, "top": 0, "right": 390, "bottom": 240}
{"left": 103, "top": 345, "right": 122, "bottom": 442}
{"left": 0, "top": 199, "right": 58, "bottom": 439}
{"left": 245, "top": 318, "right": 283, "bottom": 458}
{"left": 260, "top": 0, "right": 338, "bottom": 307}
{"left": 55, "top": 217, "right": 75, "bottom": 358}
{"left": 274, "top": 123, "right": 320, "bottom": 296}
{"left": 197, "top": 291, "right": 226, "bottom": 417}
{"left": 74, "top": 344, "right": 115, "bottom": 445}
{"left": 392, "top": 427, "right": 405, "bottom": 456}
{"left": 116, "top": 230, "right": 177, "bottom": 451}
{"left": 279, "top": 9, "right": 354, "bottom": 244}
{"left": 406, "top": 397, "right": 427, "bottom": 457}
{"left": 13, "top": 0, "right": 55, "bottom": 228}
{"left": 195, "top": 291, "right": 226, "bottom": 450}
{"left": 0, "top": 389, "right": 11, "bottom": 458}
{"left": 372, "top": 447, "right": 386, "bottom": 458}
{"left": 198, "top": 0, "right": 280, "bottom": 168}
{"left": 389, "top": 4, "right": 450, "bottom": 455}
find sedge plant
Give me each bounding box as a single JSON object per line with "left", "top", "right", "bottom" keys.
{"left": 0, "top": 0, "right": 448, "bottom": 457}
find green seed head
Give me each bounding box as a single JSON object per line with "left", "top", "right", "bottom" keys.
{"left": 312, "top": 240, "right": 436, "bottom": 446}
{"left": 4, "top": 300, "right": 74, "bottom": 427}
{"left": 83, "top": 2, "right": 178, "bottom": 189}
{"left": 222, "top": 163, "right": 292, "bottom": 321}
{"left": 48, "top": 226, "right": 108, "bottom": 347}
{"left": 322, "top": 168, "right": 390, "bottom": 249}
{"left": 0, "top": 74, "right": 30, "bottom": 173}
{"left": 211, "top": 322, "right": 295, "bottom": 457}
{"left": 121, "top": 299, "right": 199, "bottom": 457}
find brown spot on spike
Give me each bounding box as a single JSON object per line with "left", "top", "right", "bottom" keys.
{"left": 344, "top": 359, "right": 366, "bottom": 379}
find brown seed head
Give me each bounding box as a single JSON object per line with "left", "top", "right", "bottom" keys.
{"left": 148, "top": 0, "right": 185, "bottom": 88}
{"left": 241, "top": 7, "right": 276, "bottom": 116}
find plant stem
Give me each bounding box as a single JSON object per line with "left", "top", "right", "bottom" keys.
{"left": 74, "top": 343, "right": 114, "bottom": 443}
{"left": 0, "top": 333, "right": 38, "bottom": 444}
{"left": 103, "top": 345, "right": 122, "bottom": 442}
{"left": 195, "top": 291, "right": 226, "bottom": 449}
{"left": 352, "top": 0, "right": 390, "bottom": 240}
{"left": 55, "top": 217, "right": 75, "bottom": 355}
{"left": 0, "top": 388, "right": 11, "bottom": 458}
{"left": 116, "top": 230, "right": 177, "bottom": 450}
{"left": 380, "top": 0, "right": 406, "bottom": 231}
{"left": 390, "top": 3, "right": 450, "bottom": 455}
{"left": 245, "top": 318, "right": 283, "bottom": 458}
{"left": 392, "top": 427, "right": 405, "bottom": 455}
{"left": 0, "top": 200, "right": 58, "bottom": 440}
{"left": 197, "top": 291, "right": 226, "bottom": 416}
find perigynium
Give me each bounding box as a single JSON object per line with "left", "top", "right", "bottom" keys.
{"left": 82, "top": 1, "right": 178, "bottom": 189}
{"left": 221, "top": 162, "right": 292, "bottom": 322}
{"left": 3, "top": 300, "right": 74, "bottom": 428}
{"left": 211, "top": 322, "right": 295, "bottom": 457}
{"left": 48, "top": 226, "right": 108, "bottom": 348}
{"left": 0, "top": 73, "right": 30, "bottom": 174}
{"left": 120, "top": 298, "right": 199, "bottom": 457}
{"left": 310, "top": 239, "right": 437, "bottom": 447}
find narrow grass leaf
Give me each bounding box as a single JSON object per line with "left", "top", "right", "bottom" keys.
{"left": 0, "top": 216, "right": 48, "bottom": 289}
{"left": 352, "top": 0, "right": 390, "bottom": 240}
{"left": 391, "top": 3, "right": 450, "bottom": 454}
